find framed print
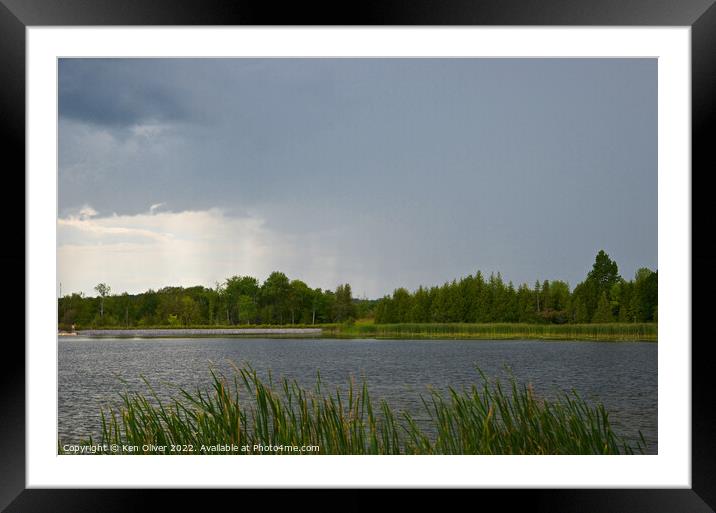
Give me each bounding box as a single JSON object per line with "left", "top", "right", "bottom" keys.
{"left": 5, "top": 0, "right": 715, "bottom": 510}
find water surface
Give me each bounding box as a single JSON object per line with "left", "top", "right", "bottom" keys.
{"left": 58, "top": 337, "right": 657, "bottom": 453}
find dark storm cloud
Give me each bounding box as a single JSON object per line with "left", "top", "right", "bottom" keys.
{"left": 59, "top": 59, "right": 191, "bottom": 126}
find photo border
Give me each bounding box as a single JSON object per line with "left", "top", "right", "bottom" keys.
{"left": 27, "top": 26, "right": 689, "bottom": 489}
{"left": 5, "top": 0, "right": 715, "bottom": 510}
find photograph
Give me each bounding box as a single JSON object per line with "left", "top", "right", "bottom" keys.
{"left": 56, "top": 57, "right": 658, "bottom": 456}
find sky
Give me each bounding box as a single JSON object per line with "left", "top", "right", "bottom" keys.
{"left": 58, "top": 58, "right": 657, "bottom": 299}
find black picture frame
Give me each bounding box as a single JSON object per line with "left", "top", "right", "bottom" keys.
{"left": 4, "top": 0, "right": 714, "bottom": 511}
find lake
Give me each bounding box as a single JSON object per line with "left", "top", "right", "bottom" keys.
{"left": 58, "top": 337, "right": 657, "bottom": 453}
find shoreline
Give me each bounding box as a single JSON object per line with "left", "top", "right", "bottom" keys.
{"left": 72, "top": 328, "right": 323, "bottom": 337}
{"left": 59, "top": 326, "right": 656, "bottom": 342}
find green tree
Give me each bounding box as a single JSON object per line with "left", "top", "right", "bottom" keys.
{"left": 391, "top": 288, "right": 412, "bottom": 323}
{"left": 592, "top": 291, "right": 614, "bottom": 323}
{"left": 588, "top": 250, "right": 621, "bottom": 295}
{"left": 504, "top": 282, "right": 519, "bottom": 322}
{"left": 540, "top": 280, "right": 551, "bottom": 312}
{"left": 374, "top": 296, "right": 391, "bottom": 324}
{"left": 573, "top": 297, "right": 589, "bottom": 323}
{"left": 260, "top": 272, "right": 291, "bottom": 323}
{"left": 180, "top": 295, "right": 200, "bottom": 326}
{"left": 287, "top": 280, "right": 311, "bottom": 324}
{"left": 321, "top": 289, "right": 337, "bottom": 323}
{"left": 430, "top": 286, "right": 448, "bottom": 323}
{"left": 409, "top": 286, "right": 431, "bottom": 322}
{"left": 120, "top": 292, "right": 132, "bottom": 327}
{"left": 490, "top": 273, "right": 508, "bottom": 321}
{"left": 237, "top": 295, "right": 257, "bottom": 324}
{"left": 310, "top": 288, "right": 324, "bottom": 324}
{"left": 549, "top": 280, "right": 570, "bottom": 311}
{"left": 571, "top": 279, "right": 597, "bottom": 323}
{"left": 517, "top": 284, "right": 536, "bottom": 322}
{"left": 617, "top": 280, "right": 635, "bottom": 322}
{"left": 609, "top": 281, "right": 623, "bottom": 319}
{"left": 472, "top": 272, "right": 487, "bottom": 322}
{"left": 333, "top": 284, "right": 356, "bottom": 322}
{"left": 634, "top": 269, "right": 658, "bottom": 322}
{"left": 445, "top": 280, "right": 463, "bottom": 322}
{"left": 534, "top": 280, "right": 542, "bottom": 312}
{"left": 568, "top": 250, "right": 622, "bottom": 323}
{"left": 94, "top": 283, "right": 111, "bottom": 319}
{"left": 225, "top": 276, "right": 259, "bottom": 324}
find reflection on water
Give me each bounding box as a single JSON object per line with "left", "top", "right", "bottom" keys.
{"left": 58, "top": 337, "right": 657, "bottom": 453}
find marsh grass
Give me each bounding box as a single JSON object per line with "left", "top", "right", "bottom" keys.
{"left": 330, "top": 322, "right": 657, "bottom": 342}
{"left": 61, "top": 365, "right": 645, "bottom": 455}
{"left": 67, "top": 322, "right": 656, "bottom": 342}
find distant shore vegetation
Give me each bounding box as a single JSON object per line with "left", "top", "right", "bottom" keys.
{"left": 331, "top": 322, "right": 656, "bottom": 342}
{"left": 59, "top": 250, "right": 656, "bottom": 331}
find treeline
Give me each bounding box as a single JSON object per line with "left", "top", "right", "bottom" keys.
{"left": 58, "top": 250, "right": 657, "bottom": 329}
{"left": 374, "top": 251, "right": 657, "bottom": 325}
{"left": 59, "top": 272, "right": 376, "bottom": 329}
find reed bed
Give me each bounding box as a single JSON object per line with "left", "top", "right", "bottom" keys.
{"left": 62, "top": 366, "right": 645, "bottom": 455}
{"left": 63, "top": 322, "right": 656, "bottom": 342}
{"left": 333, "top": 323, "right": 657, "bottom": 342}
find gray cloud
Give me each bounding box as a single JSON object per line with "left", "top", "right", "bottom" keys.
{"left": 58, "top": 58, "right": 657, "bottom": 297}
{"left": 59, "top": 59, "right": 194, "bottom": 127}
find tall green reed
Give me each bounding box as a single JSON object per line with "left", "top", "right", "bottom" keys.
{"left": 63, "top": 365, "right": 645, "bottom": 455}
{"left": 335, "top": 323, "right": 656, "bottom": 342}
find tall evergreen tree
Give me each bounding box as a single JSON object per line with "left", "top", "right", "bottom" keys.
{"left": 588, "top": 250, "right": 621, "bottom": 295}
{"left": 592, "top": 291, "right": 614, "bottom": 323}
{"left": 334, "top": 283, "right": 356, "bottom": 322}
